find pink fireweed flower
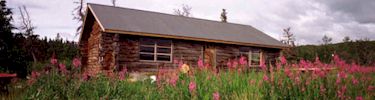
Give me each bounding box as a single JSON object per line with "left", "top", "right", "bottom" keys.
{"left": 118, "top": 67, "right": 127, "bottom": 80}
{"left": 337, "top": 86, "right": 347, "bottom": 99}
{"left": 294, "top": 77, "right": 301, "bottom": 84}
{"left": 169, "top": 75, "right": 178, "bottom": 86}
{"left": 189, "top": 81, "right": 196, "bottom": 92}
{"left": 260, "top": 62, "right": 267, "bottom": 71}
{"left": 197, "top": 57, "right": 204, "bottom": 69}
{"left": 213, "top": 92, "right": 220, "bottom": 100}
{"left": 31, "top": 71, "right": 41, "bottom": 79}
{"left": 82, "top": 72, "right": 89, "bottom": 81}
{"left": 263, "top": 75, "right": 269, "bottom": 82}
{"left": 333, "top": 54, "right": 346, "bottom": 67}
{"left": 58, "top": 63, "right": 68, "bottom": 75}
{"left": 284, "top": 68, "right": 292, "bottom": 78}
{"left": 280, "top": 55, "right": 287, "bottom": 65}
{"left": 352, "top": 78, "right": 359, "bottom": 85}
{"left": 276, "top": 63, "right": 282, "bottom": 70}
{"left": 349, "top": 63, "right": 360, "bottom": 73}
{"left": 232, "top": 60, "right": 238, "bottom": 68}
{"left": 299, "top": 59, "right": 309, "bottom": 68}
{"left": 336, "top": 78, "right": 341, "bottom": 84}
{"left": 72, "top": 58, "right": 81, "bottom": 68}
{"left": 27, "top": 71, "right": 41, "bottom": 85}
{"left": 367, "top": 86, "right": 375, "bottom": 91}
{"left": 356, "top": 96, "right": 363, "bottom": 100}
{"left": 239, "top": 56, "right": 247, "bottom": 65}
{"left": 338, "top": 71, "right": 347, "bottom": 79}
{"left": 50, "top": 58, "right": 58, "bottom": 65}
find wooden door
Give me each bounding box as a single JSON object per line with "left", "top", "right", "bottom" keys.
{"left": 204, "top": 46, "right": 216, "bottom": 67}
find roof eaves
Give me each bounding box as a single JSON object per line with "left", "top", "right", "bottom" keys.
{"left": 104, "top": 29, "right": 287, "bottom": 49}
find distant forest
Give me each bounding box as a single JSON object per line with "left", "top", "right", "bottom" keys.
{"left": 284, "top": 40, "right": 375, "bottom": 66}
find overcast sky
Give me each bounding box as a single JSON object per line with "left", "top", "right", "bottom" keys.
{"left": 8, "top": 0, "right": 375, "bottom": 45}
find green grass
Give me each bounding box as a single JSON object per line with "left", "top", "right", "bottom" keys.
{"left": 4, "top": 56, "right": 375, "bottom": 100}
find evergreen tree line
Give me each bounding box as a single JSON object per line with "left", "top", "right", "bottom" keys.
{"left": 284, "top": 40, "right": 375, "bottom": 66}
{"left": 0, "top": 0, "right": 79, "bottom": 77}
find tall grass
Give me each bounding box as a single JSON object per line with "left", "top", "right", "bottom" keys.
{"left": 18, "top": 55, "right": 375, "bottom": 99}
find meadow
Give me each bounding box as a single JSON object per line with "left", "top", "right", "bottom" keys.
{"left": 3, "top": 55, "right": 375, "bottom": 100}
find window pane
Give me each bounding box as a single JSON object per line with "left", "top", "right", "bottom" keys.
{"left": 140, "top": 54, "right": 154, "bottom": 60}
{"left": 251, "top": 53, "right": 260, "bottom": 65}
{"left": 156, "top": 39, "right": 171, "bottom": 46}
{"left": 140, "top": 46, "right": 154, "bottom": 53}
{"left": 140, "top": 38, "right": 155, "bottom": 45}
{"left": 157, "top": 55, "right": 170, "bottom": 61}
{"left": 157, "top": 47, "right": 171, "bottom": 53}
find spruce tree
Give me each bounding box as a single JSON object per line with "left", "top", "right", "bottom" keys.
{"left": 0, "top": 0, "right": 14, "bottom": 52}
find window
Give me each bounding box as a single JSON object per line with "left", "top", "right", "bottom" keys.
{"left": 239, "top": 47, "right": 262, "bottom": 66}
{"left": 139, "top": 38, "right": 172, "bottom": 62}
{"left": 250, "top": 50, "right": 261, "bottom": 66}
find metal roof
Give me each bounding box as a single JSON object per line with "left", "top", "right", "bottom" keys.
{"left": 87, "top": 3, "right": 287, "bottom": 49}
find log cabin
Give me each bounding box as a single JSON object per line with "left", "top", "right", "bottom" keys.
{"left": 79, "top": 3, "right": 287, "bottom": 74}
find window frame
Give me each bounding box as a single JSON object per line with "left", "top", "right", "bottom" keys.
{"left": 239, "top": 47, "right": 262, "bottom": 67}
{"left": 249, "top": 50, "right": 261, "bottom": 66}
{"left": 139, "top": 38, "right": 173, "bottom": 62}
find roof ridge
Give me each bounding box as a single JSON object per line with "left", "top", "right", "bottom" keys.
{"left": 87, "top": 3, "right": 258, "bottom": 29}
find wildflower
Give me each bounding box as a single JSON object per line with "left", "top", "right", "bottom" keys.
{"left": 284, "top": 68, "right": 292, "bottom": 78}
{"left": 213, "top": 92, "right": 220, "bottom": 100}
{"left": 169, "top": 75, "right": 178, "bottom": 86}
{"left": 59, "top": 63, "right": 68, "bottom": 74}
{"left": 180, "top": 64, "right": 190, "bottom": 73}
{"left": 367, "top": 86, "right": 375, "bottom": 91}
{"left": 294, "top": 77, "right": 301, "bottom": 84}
{"left": 150, "top": 75, "right": 156, "bottom": 83}
{"left": 50, "top": 58, "right": 58, "bottom": 65}
{"left": 316, "top": 69, "right": 326, "bottom": 78}
{"left": 226, "top": 60, "right": 232, "bottom": 68}
{"left": 338, "top": 71, "right": 347, "bottom": 79}
{"left": 30, "top": 71, "right": 40, "bottom": 78}
{"left": 337, "top": 86, "right": 347, "bottom": 99}
{"left": 333, "top": 54, "right": 346, "bottom": 67}
{"left": 118, "top": 67, "right": 127, "bottom": 80}
{"left": 239, "top": 56, "right": 247, "bottom": 65}
{"left": 336, "top": 78, "right": 341, "bottom": 84}
{"left": 82, "top": 72, "right": 90, "bottom": 81}
{"left": 263, "top": 75, "right": 269, "bottom": 82}
{"left": 232, "top": 60, "right": 238, "bottom": 68}
{"left": 356, "top": 96, "right": 363, "bottom": 100}
{"left": 189, "top": 81, "right": 196, "bottom": 92}
{"left": 280, "top": 55, "right": 287, "bottom": 65}
{"left": 260, "top": 63, "right": 267, "bottom": 71}
{"left": 197, "top": 57, "right": 204, "bottom": 69}
{"left": 299, "top": 59, "right": 309, "bottom": 68}
{"left": 72, "top": 58, "right": 81, "bottom": 68}
{"left": 352, "top": 78, "right": 359, "bottom": 85}
{"left": 27, "top": 71, "right": 41, "bottom": 85}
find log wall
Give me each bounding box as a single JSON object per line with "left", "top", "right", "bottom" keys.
{"left": 82, "top": 31, "right": 280, "bottom": 73}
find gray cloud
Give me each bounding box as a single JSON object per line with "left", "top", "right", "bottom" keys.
{"left": 7, "top": 0, "right": 375, "bottom": 44}
{"left": 317, "top": 0, "right": 375, "bottom": 24}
